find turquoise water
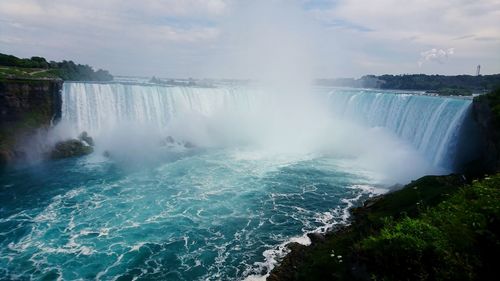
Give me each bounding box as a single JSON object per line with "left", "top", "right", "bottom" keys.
{"left": 0, "top": 84, "right": 473, "bottom": 280}
{"left": 0, "top": 148, "right": 379, "bottom": 280}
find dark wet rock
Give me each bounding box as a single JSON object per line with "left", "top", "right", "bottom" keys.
{"left": 183, "top": 141, "right": 195, "bottom": 148}
{"left": 362, "top": 195, "right": 383, "bottom": 208}
{"left": 50, "top": 139, "right": 93, "bottom": 159}
{"left": 78, "top": 131, "right": 94, "bottom": 146}
{"left": 267, "top": 242, "right": 308, "bottom": 281}
{"left": 159, "top": 136, "right": 196, "bottom": 149}
{"left": 307, "top": 233, "right": 325, "bottom": 244}
{"left": 159, "top": 136, "right": 176, "bottom": 146}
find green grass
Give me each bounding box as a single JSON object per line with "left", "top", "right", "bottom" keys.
{"left": 0, "top": 66, "right": 60, "bottom": 80}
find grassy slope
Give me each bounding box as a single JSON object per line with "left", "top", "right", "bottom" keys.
{"left": 0, "top": 66, "right": 60, "bottom": 80}
{"left": 357, "top": 175, "right": 500, "bottom": 280}
{"left": 272, "top": 174, "right": 499, "bottom": 281}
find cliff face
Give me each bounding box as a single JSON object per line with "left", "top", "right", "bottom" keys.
{"left": 0, "top": 79, "right": 62, "bottom": 167}
{"left": 471, "top": 90, "right": 500, "bottom": 173}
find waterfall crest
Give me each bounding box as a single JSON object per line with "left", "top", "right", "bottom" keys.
{"left": 326, "top": 89, "right": 472, "bottom": 168}
{"left": 61, "top": 83, "right": 259, "bottom": 136}
{"left": 61, "top": 83, "right": 472, "bottom": 170}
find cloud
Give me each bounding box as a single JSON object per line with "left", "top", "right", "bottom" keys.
{"left": 0, "top": 0, "right": 228, "bottom": 19}
{"left": 418, "top": 48, "right": 455, "bottom": 66}
{"left": 308, "top": 0, "right": 500, "bottom": 75}
{"left": 0, "top": 0, "right": 229, "bottom": 77}
{"left": 0, "top": 0, "right": 224, "bottom": 42}
{"left": 0, "top": 0, "right": 499, "bottom": 77}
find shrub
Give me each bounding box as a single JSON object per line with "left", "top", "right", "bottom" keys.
{"left": 357, "top": 176, "right": 500, "bottom": 280}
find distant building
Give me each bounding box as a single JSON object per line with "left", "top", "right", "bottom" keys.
{"left": 476, "top": 65, "right": 481, "bottom": 76}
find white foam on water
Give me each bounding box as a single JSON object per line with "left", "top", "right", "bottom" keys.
{"left": 2, "top": 83, "right": 473, "bottom": 280}
{"left": 242, "top": 183, "right": 387, "bottom": 281}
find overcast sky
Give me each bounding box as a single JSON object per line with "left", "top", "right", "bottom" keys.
{"left": 1, "top": 0, "right": 499, "bottom": 78}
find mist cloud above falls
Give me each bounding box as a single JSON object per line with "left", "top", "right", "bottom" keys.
{"left": 49, "top": 0, "right": 447, "bottom": 184}
{"left": 196, "top": 1, "right": 338, "bottom": 156}
{"left": 104, "top": 1, "right": 439, "bottom": 184}
{"left": 210, "top": 1, "right": 319, "bottom": 86}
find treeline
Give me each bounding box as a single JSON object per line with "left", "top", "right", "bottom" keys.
{"left": 317, "top": 74, "right": 500, "bottom": 95}
{"left": 0, "top": 53, "right": 113, "bottom": 81}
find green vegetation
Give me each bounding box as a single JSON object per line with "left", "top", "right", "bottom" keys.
{"left": 377, "top": 74, "right": 499, "bottom": 94}
{"left": 0, "top": 66, "right": 60, "bottom": 80}
{"left": 0, "top": 53, "right": 113, "bottom": 81}
{"left": 274, "top": 174, "right": 500, "bottom": 280}
{"left": 358, "top": 176, "right": 499, "bottom": 280}
{"left": 434, "top": 87, "right": 472, "bottom": 96}
{"left": 317, "top": 74, "right": 500, "bottom": 96}
{"left": 0, "top": 54, "right": 50, "bottom": 68}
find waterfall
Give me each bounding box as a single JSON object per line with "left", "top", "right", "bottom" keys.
{"left": 61, "top": 82, "right": 472, "bottom": 170}
{"left": 326, "top": 89, "right": 472, "bottom": 168}
{"left": 61, "top": 82, "right": 259, "bottom": 136}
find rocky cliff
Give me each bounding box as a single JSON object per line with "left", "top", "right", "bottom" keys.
{"left": 471, "top": 88, "right": 500, "bottom": 174}
{"left": 0, "top": 78, "right": 62, "bottom": 167}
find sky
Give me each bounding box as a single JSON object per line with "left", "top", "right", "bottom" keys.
{"left": 0, "top": 0, "right": 499, "bottom": 78}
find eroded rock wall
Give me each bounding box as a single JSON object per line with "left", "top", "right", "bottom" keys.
{"left": 0, "top": 79, "right": 62, "bottom": 166}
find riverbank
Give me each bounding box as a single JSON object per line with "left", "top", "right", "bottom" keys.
{"left": 267, "top": 173, "right": 499, "bottom": 280}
